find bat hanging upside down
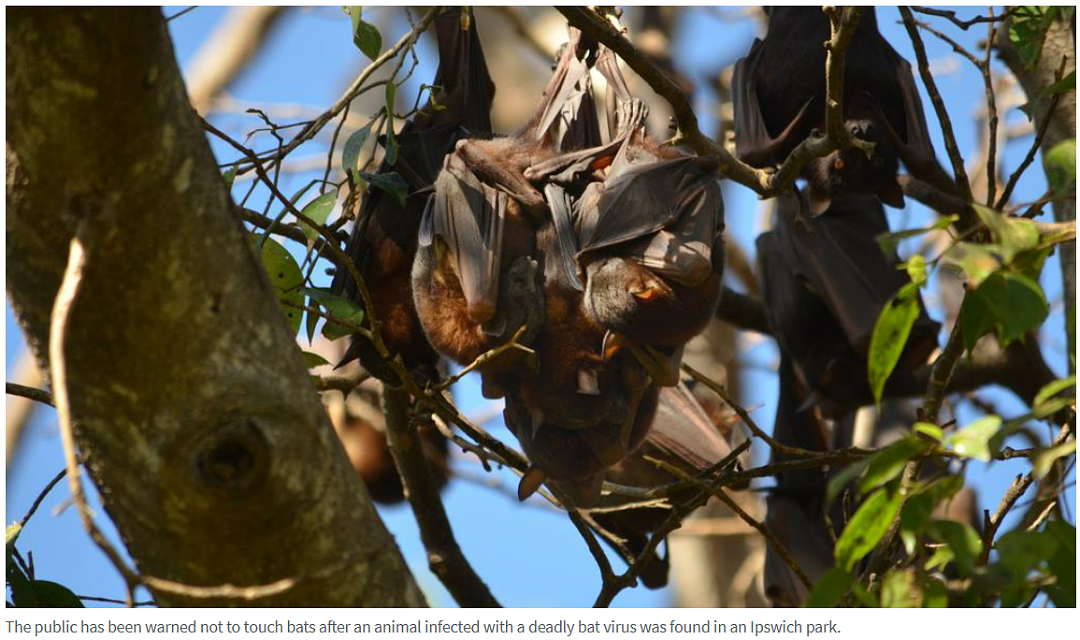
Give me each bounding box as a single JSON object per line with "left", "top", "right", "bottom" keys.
{"left": 412, "top": 38, "right": 727, "bottom": 506}
{"left": 332, "top": 7, "right": 495, "bottom": 383}
{"left": 733, "top": 6, "right": 956, "bottom": 216}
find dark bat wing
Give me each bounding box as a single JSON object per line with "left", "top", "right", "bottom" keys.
{"left": 421, "top": 153, "right": 506, "bottom": 322}
{"left": 577, "top": 156, "right": 724, "bottom": 287}
{"left": 732, "top": 39, "right": 814, "bottom": 168}
{"left": 530, "top": 27, "right": 602, "bottom": 150}
{"left": 774, "top": 193, "right": 940, "bottom": 362}
{"left": 889, "top": 53, "right": 958, "bottom": 195}
{"left": 589, "top": 382, "right": 735, "bottom": 590}
{"left": 333, "top": 6, "right": 495, "bottom": 333}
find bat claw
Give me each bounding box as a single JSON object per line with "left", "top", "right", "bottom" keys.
{"left": 602, "top": 331, "right": 626, "bottom": 360}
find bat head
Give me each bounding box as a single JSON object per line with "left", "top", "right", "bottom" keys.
{"left": 804, "top": 115, "right": 903, "bottom": 215}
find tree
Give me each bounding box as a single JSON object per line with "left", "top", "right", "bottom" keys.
{"left": 5, "top": 6, "right": 1075, "bottom": 608}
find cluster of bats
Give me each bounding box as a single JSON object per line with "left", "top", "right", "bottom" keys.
{"left": 327, "top": 7, "right": 958, "bottom": 597}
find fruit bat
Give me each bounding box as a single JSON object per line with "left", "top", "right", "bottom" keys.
{"left": 733, "top": 7, "right": 955, "bottom": 216}
{"left": 328, "top": 386, "right": 449, "bottom": 505}
{"left": 332, "top": 8, "right": 495, "bottom": 381}
{"left": 573, "top": 48, "right": 726, "bottom": 385}
{"left": 588, "top": 382, "right": 737, "bottom": 588}
{"left": 757, "top": 191, "right": 940, "bottom": 413}
{"left": 762, "top": 356, "right": 841, "bottom": 606}
{"left": 412, "top": 27, "right": 602, "bottom": 374}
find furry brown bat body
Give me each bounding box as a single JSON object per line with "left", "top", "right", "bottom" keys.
{"left": 333, "top": 8, "right": 495, "bottom": 381}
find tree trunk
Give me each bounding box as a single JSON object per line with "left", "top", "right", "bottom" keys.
{"left": 6, "top": 7, "right": 424, "bottom": 607}
{"left": 996, "top": 14, "right": 1076, "bottom": 370}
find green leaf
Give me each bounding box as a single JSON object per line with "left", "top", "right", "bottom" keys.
{"left": 222, "top": 166, "right": 237, "bottom": 190}
{"left": 255, "top": 235, "right": 304, "bottom": 336}
{"left": 347, "top": 7, "right": 382, "bottom": 60}
{"left": 945, "top": 415, "right": 1002, "bottom": 462}
{"left": 920, "top": 575, "right": 949, "bottom": 607}
{"left": 1045, "top": 520, "right": 1076, "bottom": 608}
{"left": 384, "top": 83, "right": 398, "bottom": 166}
{"left": 804, "top": 567, "right": 854, "bottom": 608}
{"left": 928, "top": 520, "right": 982, "bottom": 576}
{"left": 912, "top": 421, "right": 944, "bottom": 441}
{"left": 1040, "top": 70, "right": 1075, "bottom": 97}
{"left": 1009, "top": 6, "right": 1056, "bottom": 70}
{"left": 1032, "top": 375, "right": 1075, "bottom": 418}
{"left": 302, "top": 351, "right": 331, "bottom": 369}
{"left": 1044, "top": 139, "right": 1076, "bottom": 199}
{"left": 302, "top": 287, "right": 365, "bottom": 341}
{"left": 1032, "top": 439, "right": 1076, "bottom": 479}
{"left": 876, "top": 215, "right": 958, "bottom": 256}
{"left": 6, "top": 523, "right": 22, "bottom": 549}
{"left": 996, "top": 529, "right": 1057, "bottom": 575}
{"left": 867, "top": 284, "right": 920, "bottom": 405}
{"left": 880, "top": 569, "right": 920, "bottom": 607}
{"left": 943, "top": 242, "right": 1001, "bottom": 289}
{"left": 342, "top": 118, "right": 378, "bottom": 183}
{"left": 299, "top": 191, "right": 338, "bottom": 244}
{"left": 902, "top": 254, "right": 927, "bottom": 287}
{"left": 899, "top": 493, "right": 934, "bottom": 555}
{"left": 29, "top": 581, "right": 84, "bottom": 608}
{"left": 971, "top": 204, "right": 1039, "bottom": 262}
{"left": 858, "top": 437, "right": 931, "bottom": 495}
{"left": 826, "top": 457, "right": 870, "bottom": 507}
{"left": 835, "top": 487, "right": 904, "bottom": 571}
{"left": 358, "top": 171, "right": 410, "bottom": 207}
{"left": 963, "top": 272, "right": 1049, "bottom": 348}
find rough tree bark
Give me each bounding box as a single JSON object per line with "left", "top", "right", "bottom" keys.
{"left": 996, "top": 14, "right": 1076, "bottom": 370}
{"left": 6, "top": 7, "right": 423, "bottom": 607}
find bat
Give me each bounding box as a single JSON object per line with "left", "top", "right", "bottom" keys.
{"left": 588, "top": 382, "right": 738, "bottom": 588}
{"left": 573, "top": 48, "right": 726, "bottom": 385}
{"left": 328, "top": 386, "right": 449, "bottom": 505}
{"left": 412, "top": 27, "right": 602, "bottom": 374}
{"left": 762, "top": 357, "right": 846, "bottom": 606}
{"left": 733, "top": 7, "right": 955, "bottom": 216}
{"left": 332, "top": 7, "right": 495, "bottom": 382}
{"left": 757, "top": 191, "right": 940, "bottom": 413}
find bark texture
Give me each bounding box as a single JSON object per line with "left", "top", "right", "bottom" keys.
{"left": 996, "top": 15, "right": 1076, "bottom": 369}
{"left": 6, "top": 7, "right": 424, "bottom": 607}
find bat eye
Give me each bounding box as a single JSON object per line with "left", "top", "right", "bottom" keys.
{"left": 833, "top": 158, "right": 845, "bottom": 171}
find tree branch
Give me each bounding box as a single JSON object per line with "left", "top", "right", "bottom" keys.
{"left": 382, "top": 386, "right": 500, "bottom": 608}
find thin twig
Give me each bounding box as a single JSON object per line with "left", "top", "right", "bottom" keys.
{"left": 233, "top": 8, "right": 438, "bottom": 176}
{"left": 6, "top": 382, "right": 54, "bottom": 407}
{"left": 648, "top": 456, "right": 812, "bottom": 591}
{"left": 900, "top": 7, "right": 973, "bottom": 203}
{"left": 556, "top": 6, "right": 867, "bottom": 200}
{"left": 51, "top": 235, "right": 142, "bottom": 607}
{"left": 995, "top": 56, "right": 1069, "bottom": 210}
{"left": 18, "top": 468, "right": 67, "bottom": 528}
{"left": 910, "top": 6, "right": 1018, "bottom": 31}
{"left": 435, "top": 326, "right": 533, "bottom": 391}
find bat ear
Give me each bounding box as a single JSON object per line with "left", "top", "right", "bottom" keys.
{"left": 878, "top": 179, "right": 905, "bottom": 208}
{"left": 517, "top": 466, "right": 547, "bottom": 501}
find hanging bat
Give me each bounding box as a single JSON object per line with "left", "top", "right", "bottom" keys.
{"left": 588, "top": 381, "right": 738, "bottom": 588}
{"left": 757, "top": 192, "right": 939, "bottom": 414}
{"left": 572, "top": 48, "right": 726, "bottom": 385}
{"left": 733, "top": 7, "right": 955, "bottom": 216}
{"left": 332, "top": 7, "right": 495, "bottom": 382}
{"left": 762, "top": 356, "right": 841, "bottom": 606}
{"left": 412, "top": 27, "right": 603, "bottom": 376}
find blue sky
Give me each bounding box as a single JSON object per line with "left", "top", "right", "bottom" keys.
{"left": 5, "top": 6, "right": 1073, "bottom": 608}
